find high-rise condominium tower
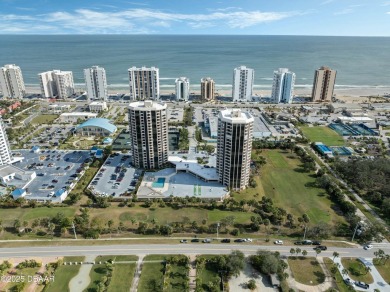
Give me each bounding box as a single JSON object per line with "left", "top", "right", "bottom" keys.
{"left": 271, "top": 68, "right": 295, "bottom": 104}
{"left": 128, "top": 66, "right": 159, "bottom": 100}
{"left": 0, "top": 117, "right": 13, "bottom": 165}
{"left": 0, "top": 64, "right": 25, "bottom": 99}
{"left": 128, "top": 101, "right": 168, "bottom": 169}
{"left": 217, "top": 109, "right": 254, "bottom": 190}
{"left": 175, "top": 77, "right": 190, "bottom": 101}
{"left": 201, "top": 77, "right": 215, "bottom": 101}
{"left": 84, "top": 66, "right": 108, "bottom": 101}
{"left": 232, "top": 66, "right": 254, "bottom": 102}
{"left": 312, "top": 66, "right": 337, "bottom": 102}
{"left": 38, "top": 70, "right": 75, "bottom": 99}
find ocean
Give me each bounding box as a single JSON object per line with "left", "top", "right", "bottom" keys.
{"left": 1, "top": 35, "right": 390, "bottom": 91}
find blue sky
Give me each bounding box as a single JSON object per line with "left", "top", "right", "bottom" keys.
{"left": 0, "top": 0, "right": 389, "bottom": 35}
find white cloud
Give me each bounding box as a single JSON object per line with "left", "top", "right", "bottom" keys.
{"left": 321, "top": 0, "right": 335, "bottom": 5}
{"left": 382, "top": 1, "right": 390, "bottom": 6}
{"left": 0, "top": 8, "right": 297, "bottom": 34}
{"left": 334, "top": 8, "right": 353, "bottom": 15}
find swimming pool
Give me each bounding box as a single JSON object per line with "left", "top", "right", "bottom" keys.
{"left": 152, "top": 177, "right": 166, "bottom": 188}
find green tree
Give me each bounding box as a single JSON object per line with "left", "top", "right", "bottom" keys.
{"left": 333, "top": 252, "right": 339, "bottom": 261}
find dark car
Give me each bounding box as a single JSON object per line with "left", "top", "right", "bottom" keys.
{"left": 221, "top": 239, "right": 231, "bottom": 243}
{"left": 191, "top": 239, "right": 200, "bottom": 243}
{"left": 315, "top": 246, "right": 327, "bottom": 251}
{"left": 52, "top": 179, "right": 58, "bottom": 183}
{"left": 294, "top": 241, "right": 303, "bottom": 245}
{"left": 234, "top": 239, "right": 245, "bottom": 243}
{"left": 354, "top": 281, "right": 369, "bottom": 289}
{"left": 312, "top": 241, "right": 321, "bottom": 245}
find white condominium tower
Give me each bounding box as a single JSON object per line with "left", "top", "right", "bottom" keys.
{"left": 232, "top": 66, "right": 254, "bottom": 102}
{"left": 128, "top": 66, "right": 159, "bottom": 100}
{"left": 312, "top": 66, "right": 337, "bottom": 102}
{"left": 217, "top": 109, "right": 254, "bottom": 190}
{"left": 0, "top": 64, "right": 25, "bottom": 99}
{"left": 175, "top": 77, "right": 190, "bottom": 101}
{"left": 38, "top": 70, "right": 75, "bottom": 99}
{"left": 271, "top": 68, "right": 295, "bottom": 104}
{"left": 84, "top": 66, "right": 108, "bottom": 101}
{"left": 201, "top": 77, "right": 215, "bottom": 101}
{"left": 0, "top": 117, "right": 13, "bottom": 165}
{"left": 128, "top": 100, "right": 168, "bottom": 169}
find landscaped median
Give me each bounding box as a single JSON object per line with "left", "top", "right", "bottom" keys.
{"left": 341, "top": 257, "right": 374, "bottom": 284}
{"left": 323, "top": 257, "right": 351, "bottom": 292}
{"left": 287, "top": 256, "right": 325, "bottom": 285}
{"left": 373, "top": 258, "right": 390, "bottom": 284}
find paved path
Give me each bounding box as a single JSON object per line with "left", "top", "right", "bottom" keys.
{"left": 333, "top": 256, "right": 390, "bottom": 292}
{"left": 188, "top": 255, "right": 196, "bottom": 292}
{"left": 69, "top": 254, "right": 95, "bottom": 292}
{"left": 130, "top": 254, "right": 144, "bottom": 292}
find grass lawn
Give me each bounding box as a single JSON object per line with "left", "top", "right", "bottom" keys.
{"left": 137, "top": 255, "right": 166, "bottom": 292}
{"left": 107, "top": 255, "right": 138, "bottom": 292}
{"left": 4, "top": 267, "right": 41, "bottom": 291}
{"left": 300, "top": 126, "right": 345, "bottom": 146}
{"left": 69, "top": 166, "right": 99, "bottom": 197}
{"left": 45, "top": 256, "right": 85, "bottom": 292}
{"left": 165, "top": 255, "right": 189, "bottom": 292}
{"left": 341, "top": 258, "right": 374, "bottom": 283}
{"left": 288, "top": 257, "right": 325, "bottom": 285}
{"left": 84, "top": 255, "right": 116, "bottom": 292}
{"left": 31, "top": 114, "right": 59, "bottom": 125}
{"left": 323, "top": 258, "right": 350, "bottom": 292}
{"left": 196, "top": 255, "right": 221, "bottom": 292}
{"left": 235, "top": 149, "right": 346, "bottom": 225}
{"left": 373, "top": 259, "right": 390, "bottom": 284}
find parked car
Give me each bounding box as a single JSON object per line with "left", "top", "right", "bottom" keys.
{"left": 354, "top": 281, "right": 369, "bottom": 289}
{"left": 234, "top": 239, "right": 245, "bottom": 243}
{"left": 294, "top": 241, "right": 303, "bottom": 245}
{"left": 221, "top": 239, "right": 231, "bottom": 243}
{"left": 202, "top": 239, "right": 212, "bottom": 243}
{"left": 344, "top": 278, "right": 355, "bottom": 287}
{"left": 180, "top": 239, "right": 188, "bottom": 243}
{"left": 312, "top": 241, "right": 321, "bottom": 245}
{"left": 302, "top": 240, "right": 313, "bottom": 245}
{"left": 274, "top": 240, "right": 284, "bottom": 245}
{"left": 191, "top": 239, "right": 200, "bottom": 243}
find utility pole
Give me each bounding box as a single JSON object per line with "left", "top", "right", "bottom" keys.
{"left": 351, "top": 222, "right": 359, "bottom": 242}
{"left": 303, "top": 225, "right": 307, "bottom": 240}
{"left": 217, "top": 223, "right": 220, "bottom": 239}
{"left": 72, "top": 221, "right": 77, "bottom": 240}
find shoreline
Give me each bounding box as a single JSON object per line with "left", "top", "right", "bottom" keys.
{"left": 23, "top": 85, "right": 390, "bottom": 100}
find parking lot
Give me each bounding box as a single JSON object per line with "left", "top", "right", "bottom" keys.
{"left": 25, "top": 125, "right": 74, "bottom": 148}
{"left": 89, "top": 153, "right": 141, "bottom": 198}
{"left": 13, "top": 150, "right": 91, "bottom": 200}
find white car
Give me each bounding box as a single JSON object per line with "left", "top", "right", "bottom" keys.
{"left": 274, "top": 240, "right": 284, "bottom": 245}
{"left": 244, "top": 238, "right": 253, "bottom": 242}
{"left": 363, "top": 244, "right": 373, "bottom": 250}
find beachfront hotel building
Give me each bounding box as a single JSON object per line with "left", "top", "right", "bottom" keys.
{"left": 312, "top": 66, "right": 337, "bottom": 102}
{"left": 271, "top": 68, "right": 295, "bottom": 104}
{"left": 128, "top": 66, "right": 159, "bottom": 100}
{"left": 38, "top": 70, "right": 75, "bottom": 99}
{"left": 128, "top": 100, "right": 168, "bottom": 169}
{"left": 232, "top": 66, "right": 254, "bottom": 102}
{"left": 0, "top": 64, "right": 25, "bottom": 99}
{"left": 201, "top": 77, "right": 215, "bottom": 101}
{"left": 0, "top": 117, "right": 13, "bottom": 166}
{"left": 84, "top": 66, "right": 108, "bottom": 101}
{"left": 175, "top": 77, "right": 190, "bottom": 101}
{"left": 217, "top": 109, "right": 254, "bottom": 190}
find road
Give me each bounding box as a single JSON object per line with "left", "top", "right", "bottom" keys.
{"left": 0, "top": 244, "right": 389, "bottom": 259}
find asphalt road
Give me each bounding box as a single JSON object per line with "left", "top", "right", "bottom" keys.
{"left": 0, "top": 244, "right": 388, "bottom": 259}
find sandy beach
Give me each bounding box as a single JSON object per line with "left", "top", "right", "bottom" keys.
{"left": 24, "top": 85, "right": 390, "bottom": 103}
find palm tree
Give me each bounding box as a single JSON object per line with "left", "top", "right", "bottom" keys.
{"left": 365, "top": 266, "right": 371, "bottom": 275}
{"left": 315, "top": 249, "right": 321, "bottom": 257}
{"left": 290, "top": 248, "right": 296, "bottom": 258}
{"left": 342, "top": 268, "right": 348, "bottom": 277}
{"left": 295, "top": 248, "right": 301, "bottom": 257}
{"left": 333, "top": 251, "right": 339, "bottom": 261}
{"left": 107, "top": 220, "right": 113, "bottom": 238}
{"left": 302, "top": 250, "right": 308, "bottom": 257}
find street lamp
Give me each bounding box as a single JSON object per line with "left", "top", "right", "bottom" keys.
{"left": 217, "top": 222, "right": 220, "bottom": 239}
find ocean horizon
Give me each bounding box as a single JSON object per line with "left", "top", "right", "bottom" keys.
{"left": 1, "top": 35, "right": 390, "bottom": 91}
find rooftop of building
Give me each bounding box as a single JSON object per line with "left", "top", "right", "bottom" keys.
{"left": 128, "top": 66, "right": 158, "bottom": 71}
{"left": 128, "top": 100, "right": 166, "bottom": 111}
{"left": 76, "top": 118, "right": 117, "bottom": 133}
{"left": 169, "top": 156, "right": 219, "bottom": 181}
{"left": 89, "top": 101, "right": 107, "bottom": 106}
{"left": 219, "top": 109, "right": 254, "bottom": 124}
